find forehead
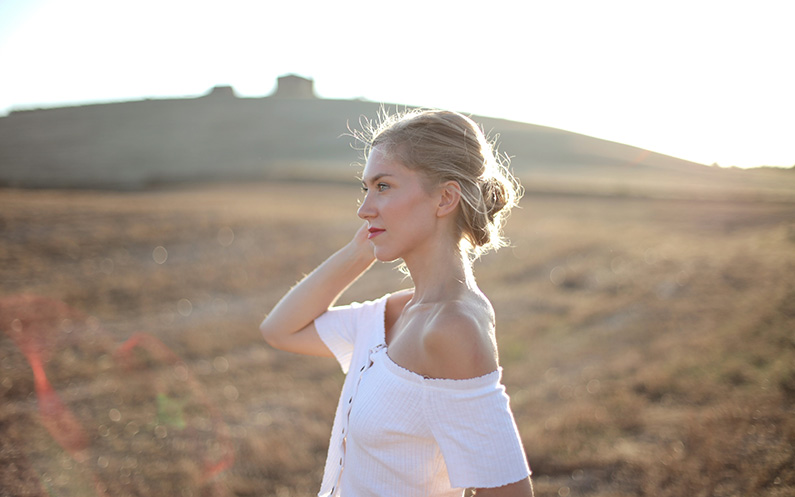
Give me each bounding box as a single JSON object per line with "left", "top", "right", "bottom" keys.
{"left": 362, "top": 146, "right": 410, "bottom": 182}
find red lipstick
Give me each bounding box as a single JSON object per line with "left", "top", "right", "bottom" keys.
{"left": 367, "top": 227, "right": 385, "bottom": 239}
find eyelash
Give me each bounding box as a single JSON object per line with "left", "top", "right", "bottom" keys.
{"left": 361, "top": 183, "right": 389, "bottom": 193}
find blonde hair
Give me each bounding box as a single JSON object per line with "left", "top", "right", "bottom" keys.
{"left": 354, "top": 108, "right": 522, "bottom": 259}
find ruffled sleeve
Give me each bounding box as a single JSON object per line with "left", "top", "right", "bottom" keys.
{"left": 423, "top": 371, "right": 531, "bottom": 489}
{"left": 314, "top": 295, "right": 388, "bottom": 374}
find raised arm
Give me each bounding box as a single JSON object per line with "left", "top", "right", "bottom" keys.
{"left": 259, "top": 222, "right": 376, "bottom": 356}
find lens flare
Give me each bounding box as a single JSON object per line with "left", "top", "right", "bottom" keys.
{"left": 0, "top": 294, "right": 235, "bottom": 496}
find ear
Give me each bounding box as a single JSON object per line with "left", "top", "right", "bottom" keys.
{"left": 436, "top": 181, "right": 461, "bottom": 218}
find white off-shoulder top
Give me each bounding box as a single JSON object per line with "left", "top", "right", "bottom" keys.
{"left": 314, "top": 294, "right": 531, "bottom": 497}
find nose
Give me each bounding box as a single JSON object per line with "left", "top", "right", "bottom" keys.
{"left": 357, "top": 191, "right": 375, "bottom": 220}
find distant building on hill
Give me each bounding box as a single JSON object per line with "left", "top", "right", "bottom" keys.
{"left": 204, "top": 85, "right": 236, "bottom": 98}
{"left": 272, "top": 74, "right": 316, "bottom": 99}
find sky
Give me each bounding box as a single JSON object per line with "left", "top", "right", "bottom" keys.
{"left": 0, "top": 0, "right": 792, "bottom": 169}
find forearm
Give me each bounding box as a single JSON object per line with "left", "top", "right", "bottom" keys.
{"left": 260, "top": 238, "right": 375, "bottom": 342}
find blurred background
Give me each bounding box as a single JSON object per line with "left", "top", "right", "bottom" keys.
{"left": 1, "top": 1, "right": 794, "bottom": 496}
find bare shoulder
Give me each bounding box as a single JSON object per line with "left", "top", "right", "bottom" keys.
{"left": 385, "top": 288, "right": 413, "bottom": 331}
{"left": 422, "top": 294, "right": 499, "bottom": 380}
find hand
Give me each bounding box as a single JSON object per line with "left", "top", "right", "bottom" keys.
{"left": 347, "top": 221, "right": 376, "bottom": 263}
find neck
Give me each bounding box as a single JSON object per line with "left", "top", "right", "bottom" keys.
{"left": 403, "top": 242, "right": 476, "bottom": 304}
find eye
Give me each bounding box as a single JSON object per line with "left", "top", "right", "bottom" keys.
{"left": 377, "top": 182, "right": 389, "bottom": 192}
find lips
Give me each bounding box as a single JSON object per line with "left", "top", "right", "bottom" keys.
{"left": 367, "top": 227, "right": 385, "bottom": 239}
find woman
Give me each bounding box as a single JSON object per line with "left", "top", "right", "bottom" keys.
{"left": 260, "top": 109, "right": 533, "bottom": 496}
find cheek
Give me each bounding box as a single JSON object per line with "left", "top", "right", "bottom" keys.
{"left": 378, "top": 185, "right": 438, "bottom": 230}
{"left": 398, "top": 205, "right": 437, "bottom": 240}
{"left": 391, "top": 198, "right": 429, "bottom": 223}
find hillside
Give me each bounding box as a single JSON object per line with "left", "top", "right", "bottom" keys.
{"left": 1, "top": 88, "right": 793, "bottom": 200}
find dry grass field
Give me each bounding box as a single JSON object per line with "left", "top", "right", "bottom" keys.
{"left": 1, "top": 182, "right": 794, "bottom": 497}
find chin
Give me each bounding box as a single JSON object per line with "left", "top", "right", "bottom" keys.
{"left": 373, "top": 247, "right": 401, "bottom": 263}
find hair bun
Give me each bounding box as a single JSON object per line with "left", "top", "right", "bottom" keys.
{"left": 481, "top": 177, "right": 508, "bottom": 222}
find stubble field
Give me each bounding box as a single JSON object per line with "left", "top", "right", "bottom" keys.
{"left": 1, "top": 182, "right": 794, "bottom": 497}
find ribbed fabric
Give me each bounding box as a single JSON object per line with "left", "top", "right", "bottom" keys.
{"left": 315, "top": 295, "right": 530, "bottom": 497}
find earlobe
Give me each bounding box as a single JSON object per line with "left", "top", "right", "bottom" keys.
{"left": 437, "top": 181, "right": 461, "bottom": 217}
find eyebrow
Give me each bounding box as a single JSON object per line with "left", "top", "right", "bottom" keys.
{"left": 361, "top": 173, "right": 394, "bottom": 186}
